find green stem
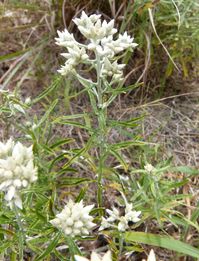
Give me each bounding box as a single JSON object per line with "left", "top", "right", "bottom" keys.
{"left": 65, "top": 235, "right": 81, "bottom": 260}
{"left": 119, "top": 232, "right": 124, "bottom": 255}
{"left": 95, "top": 52, "right": 107, "bottom": 211}
{"left": 13, "top": 205, "right": 24, "bottom": 261}
{"left": 96, "top": 53, "right": 103, "bottom": 106}
{"left": 97, "top": 108, "right": 107, "bottom": 209}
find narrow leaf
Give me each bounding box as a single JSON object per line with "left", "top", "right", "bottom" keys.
{"left": 125, "top": 231, "right": 199, "bottom": 258}
{"left": 109, "top": 149, "right": 128, "bottom": 172}
{"left": 35, "top": 232, "right": 61, "bottom": 261}
{"left": 57, "top": 177, "right": 92, "bottom": 187}
{"left": 111, "top": 140, "right": 145, "bottom": 150}
{"left": 36, "top": 99, "right": 58, "bottom": 128}
{"left": 32, "top": 76, "right": 62, "bottom": 104}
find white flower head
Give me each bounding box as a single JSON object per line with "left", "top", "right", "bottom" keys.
{"left": 99, "top": 197, "right": 141, "bottom": 232}
{"left": 55, "top": 11, "right": 137, "bottom": 79}
{"left": 75, "top": 250, "right": 112, "bottom": 261}
{"left": 118, "top": 216, "right": 128, "bottom": 231}
{"left": 57, "top": 62, "right": 75, "bottom": 76}
{"left": 101, "top": 58, "right": 125, "bottom": 82}
{"left": 50, "top": 200, "right": 96, "bottom": 237}
{"left": 73, "top": 11, "right": 116, "bottom": 40}
{"left": 0, "top": 139, "right": 37, "bottom": 209}
{"left": 58, "top": 46, "right": 89, "bottom": 76}
{"left": 55, "top": 28, "right": 89, "bottom": 76}
{"left": 144, "top": 163, "right": 155, "bottom": 173}
{"left": 55, "top": 29, "right": 78, "bottom": 48}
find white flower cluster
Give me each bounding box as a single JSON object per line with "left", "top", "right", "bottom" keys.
{"left": 0, "top": 139, "right": 37, "bottom": 209}
{"left": 55, "top": 11, "right": 137, "bottom": 82}
{"left": 99, "top": 200, "right": 141, "bottom": 232}
{"left": 101, "top": 58, "right": 126, "bottom": 82}
{"left": 55, "top": 29, "right": 89, "bottom": 75}
{"left": 50, "top": 200, "right": 96, "bottom": 237}
{"left": 144, "top": 163, "right": 155, "bottom": 173}
{"left": 75, "top": 251, "right": 112, "bottom": 261}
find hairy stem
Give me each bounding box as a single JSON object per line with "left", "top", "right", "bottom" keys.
{"left": 119, "top": 232, "right": 124, "bottom": 255}
{"left": 95, "top": 52, "right": 107, "bottom": 210}
{"left": 13, "top": 205, "right": 24, "bottom": 261}
{"left": 97, "top": 107, "right": 107, "bottom": 209}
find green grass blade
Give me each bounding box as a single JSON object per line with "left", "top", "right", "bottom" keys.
{"left": 65, "top": 236, "right": 81, "bottom": 258}
{"left": 35, "top": 232, "right": 61, "bottom": 261}
{"left": 57, "top": 177, "right": 92, "bottom": 187}
{"left": 170, "top": 166, "right": 199, "bottom": 176}
{"left": 109, "top": 149, "right": 128, "bottom": 172}
{"left": 36, "top": 99, "right": 58, "bottom": 128}
{"left": 32, "top": 76, "right": 62, "bottom": 104}
{"left": 125, "top": 231, "right": 199, "bottom": 258}
{"left": 0, "top": 49, "right": 31, "bottom": 62}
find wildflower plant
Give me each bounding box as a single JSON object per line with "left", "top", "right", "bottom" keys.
{"left": 0, "top": 8, "right": 199, "bottom": 261}
{"left": 99, "top": 194, "right": 141, "bottom": 232}
{"left": 55, "top": 11, "right": 138, "bottom": 208}
{"left": 0, "top": 138, "right": 37, "bottom": 261}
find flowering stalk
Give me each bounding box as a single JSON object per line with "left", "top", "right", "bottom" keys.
{"left": 95, "top": 51, "right": 107, "bottom": 209}
{"left": 0, "top": 139, "right": 37, "bottom": 260}
{"left": 55, "top": 11, "right": 137, "bottom": 210}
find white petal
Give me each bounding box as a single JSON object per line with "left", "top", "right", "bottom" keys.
{"left": 5, "top": 170, "right": 13, "bottom": 179}
{"left": 14, "top": 196, "right": 23, "bottom": 209}
{"left": 12, "top": 142, "right": 24, "bottom": 163}
{"left": 13, "top": 179, "right": 22, "bottom": 188}
{"left": 66, "top": 217, "right": 74, "bottom": 226}
{"left": 74, "top": 221, "right": 83, "bottom": 228}
{"left": 74, "top": 255, "right": 89, "bottom": 261}
{"left": 50, "top": 218, "right": 60, "bottom": 226}
{"left": 118, "top": 217, "right": 128, "bottom": 232}
{"left": 102, "top": 251, "right": 112, "bottom": 261}
{"left": 147, "top": 249, "right": 156, "bottom": 261}
{"left": 64, "top": 227, "right": 72, "bottom": 235}
{"left": 81, "top": 228, "right": 89, "bottom": 235}
{"left": 73, "top": 229, "right": 81, "bottom": 235}
{"left": 5, "top": 186, "right": 15, "bottom": 201}
{"left": 0, "top": 181, "right": 9, "bottom": 190}
{"left": 83, "top": 204, "right": 94, "bottom": 213}
{"left": 22, "top": 179, "right": 28, "bottom": 187}
{"left": 91, "top": 252, "right": 101, "bottom": 261}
